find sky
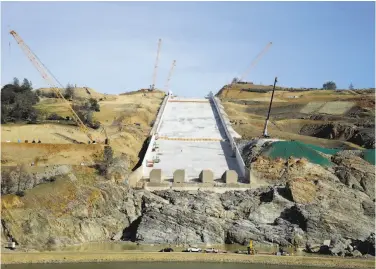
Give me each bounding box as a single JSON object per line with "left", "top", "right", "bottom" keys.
{"left": 1, "top": 1, "right": 375, "bottom": 97}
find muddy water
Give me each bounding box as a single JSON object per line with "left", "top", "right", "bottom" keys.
{"left": 2, "top": 262, "right": 326, "bottom": 269}
{"left": 57, "top": 241, "right": 291, "bottom": 254}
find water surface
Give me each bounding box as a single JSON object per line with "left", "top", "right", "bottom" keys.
{"left": 2, "top": 262, "right": 330, "bottom": 269}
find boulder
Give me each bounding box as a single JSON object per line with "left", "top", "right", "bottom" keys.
{"left": 286, "top": 178, "right": 316, "bottom": 204}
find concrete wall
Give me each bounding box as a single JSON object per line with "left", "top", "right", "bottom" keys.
{"left": 141, "top": 93, "right": 171, "bottom": 179}
{"left": 150, "top": 94, "right": 170, "bottom": 135}
{"left": 208, "top": 92, "right": 248, "bottom": 181}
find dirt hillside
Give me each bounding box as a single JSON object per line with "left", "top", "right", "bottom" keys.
{"left": 1, "top": 90, "right": 165, "bottom": 169}
{"left": 218, "top": 84, "right": 375, "bottom": 149}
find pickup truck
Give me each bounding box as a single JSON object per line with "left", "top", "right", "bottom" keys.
{"left": 187, "top": 247, "right": 202, "bottom": 252}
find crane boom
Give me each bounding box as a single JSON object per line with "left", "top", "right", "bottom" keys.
{"left": 224, "top": 41, "right": 272, "bottom": 98}
{"left": 9, "top": 30, "right": 93, "bottom": 141}
{"left": 151, "top": 38, "right": 162, "bottom": 91}
{"left": 164, "top": 60, "right": 176, "bottom": 92}
{"left": 238, "top": 42, "right": 272, "bottom": 82}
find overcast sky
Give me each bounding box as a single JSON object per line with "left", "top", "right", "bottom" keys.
{"left": 1, "top": 1, "right": 375, "bottom": 97}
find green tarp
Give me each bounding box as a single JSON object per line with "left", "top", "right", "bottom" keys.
{"left": 363, "top": 149, "right": 375, "bottom": 165}
{"left": 262, "top": 140, "right": 375, "bottom": 166}
{"left": 262, "top": 141, "right": 333, "bottom": 166}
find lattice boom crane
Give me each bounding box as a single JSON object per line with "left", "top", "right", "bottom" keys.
{"left": 150, "top": 38, "right": 162, "bottom": 91}
{"left": 164, "top": 60, "right": 176, "bottom": 92}
{"left": 9, "top": 30, "right": 94, "bottom": 142}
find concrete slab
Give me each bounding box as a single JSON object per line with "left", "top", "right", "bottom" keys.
{"left": 158, "top": 101, "right": 227, "bottom": 139}
{"left": 144, "top": 97, "right": 243, "bottom": 182}
{"left": 144, "top": 140, "right": 241, "bottom": 179}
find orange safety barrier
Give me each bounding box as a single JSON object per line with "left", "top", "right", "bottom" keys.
{"left": 168, "top": 100, "right": 209, "bottom": 103}
{"left": 157, "top": 136, "right": 223, "bottom": 142}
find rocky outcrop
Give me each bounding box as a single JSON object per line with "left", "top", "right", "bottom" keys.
{"left": 332, "top": 152, "right": 375, "bottom": 198}
{"left": 1, "top": 152, "right": 374, "bottom": 257}
{"left": 300, "top": 123, "right": 375, "bottom": 149}
{"left": 1, "top": 180, "right": 143, "bottom": 250}
{"left": 1, "top": 165, "right": 76, "bottom": 195}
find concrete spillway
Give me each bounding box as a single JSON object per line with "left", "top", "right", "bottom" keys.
{"left": 143, "top": 97, "right": 243, "bottom": 180}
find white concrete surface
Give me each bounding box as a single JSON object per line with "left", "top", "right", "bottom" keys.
{"left": 158, "top": 101, "right": 226, "bottom": 139}
{"left": 144, "top": 140, "right": 240, "bottom": 179}
{"left": 143, "top": 98, "right": 243, "bottom": 180}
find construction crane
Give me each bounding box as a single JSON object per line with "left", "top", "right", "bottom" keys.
{"left": 9, "top": 30, "right": 95, "bottom": 142}
{"left": 164, "top": 60, "right": 176, "bottom": 93}
{"left": 224, "top": 42, "right": 273, "bottom": 98}
{"left": 150, "top": 38, "right": 162, "bottom": 91}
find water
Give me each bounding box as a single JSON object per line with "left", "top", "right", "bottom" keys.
{"left": 57, "top": 241, "right": 290, "bottom": 254}
{"left": 2, "top": 262, "right": 326, "bottom": 269}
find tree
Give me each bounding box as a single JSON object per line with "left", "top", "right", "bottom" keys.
{"left": 349, "top": 83, "right": 354, "bottom": 90}
{"left": 65, "top": 83, "right": 74, "bottom": 99}
{"left": 89, "top": 98, "right": 100, "bottom": 112}
{"left": 98, "top": 146, "right": 114, "bottom": 176}
{"left": 1, "top": 78, "right": 40, "bottom": 123}
{"left": 323, "top": 81, "right": 337, "bottom": 90}
{"left": 72, "top": 99, "right": 101, "bottom": 129}
{"left": 231, "top": 77, "right": 239, "bottom": 84}
{"left": 21, "top": 78, "right": 32, "bottom": 92}
{"left": 13, "top": 77, "right": 20, "bottom": 87}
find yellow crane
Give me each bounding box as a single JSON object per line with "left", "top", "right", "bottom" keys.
{"left": 9, "top": 30, "right": 95, "bottom": 142}
{"left": 224, "top": 42, "right": 273, "bottom": 98}
{"left": 164, "top": 60, "right": 176, "bottom": 93}
{"left": 150, "top": 38, "right": 162, "bottom": 91}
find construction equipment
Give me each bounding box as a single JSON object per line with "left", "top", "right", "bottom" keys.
{"left": 247, "top": 240, "right": 256, "bottom": 255}
{"left": 262, "top": 77, "right": 278, "bottom": 137}
{"left": 224, "top": 42, "right": 273, "bottom": 98}
{"left": 9, "top": 30, "right": 95, "bottom": 143}
{"left": 164, "top": 60, "right": 176, "bottom": 93}
{"left": 150, "top": 38, "right": 162, "bottom": 91}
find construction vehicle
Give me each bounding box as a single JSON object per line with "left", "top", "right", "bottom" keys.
{"left": 224, "top": 42, "right": 272, "bottom": 98}
{"left": 150, "top": 38, "right": 162, "bottom": 91}
{"left": 9, "top": 30, "right": 100, "bottom": 143}
{"left": 247, "top": 240, "right": 256, "bottom": 255}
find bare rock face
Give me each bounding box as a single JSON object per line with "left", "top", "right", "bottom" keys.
{"left": 1, "top": 149, "right": 375, "bottom": 256}
{"left": 1, "top": 181, "right": 144, "bottom": 250}
{"left": 332, "top": 153, "right": 375, "bottom": 198}
{"left": 287, "top": 178, "right": 317, "bottom": 204}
